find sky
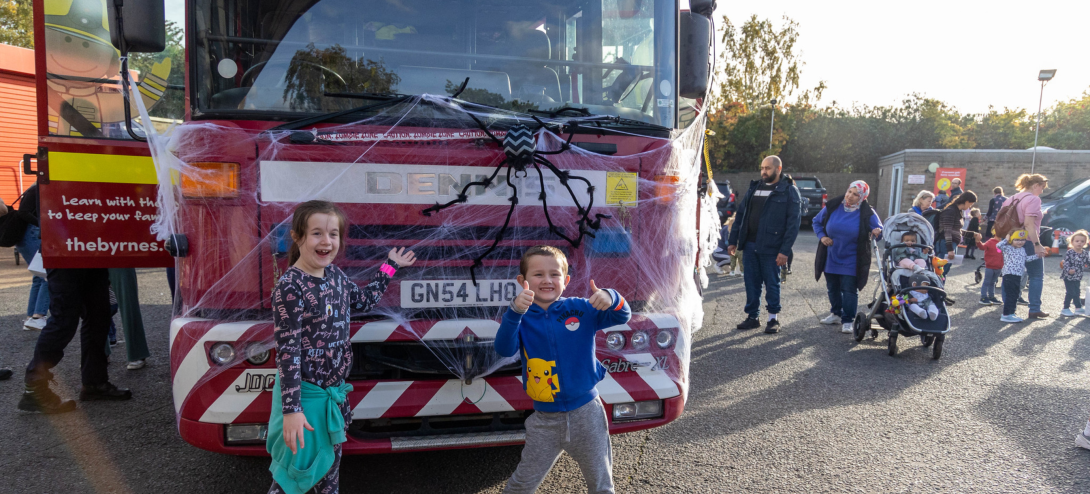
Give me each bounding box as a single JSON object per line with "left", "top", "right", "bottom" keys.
{"left": 711, "top": 0, "right": 1090, "bottom": 115}
{"left": 166, "top": 0, "right": 1089, "bottom": 116}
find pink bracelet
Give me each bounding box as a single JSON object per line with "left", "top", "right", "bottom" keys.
{"left": 380, "top": 264, "right": 397, "bottom": 277}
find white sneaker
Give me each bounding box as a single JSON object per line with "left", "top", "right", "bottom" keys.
{"left": 1077, "top": 433, "right": 1090, "bottom": 451}
{"left": 1061, "top": 308, "right": 1076, "bottom": 317}
{"left": 1000, "top": 314, "right": 1024, "bottom": 323}
{"left": 126, "top": 359, "right": 146, "bottom": 371}
{"left": 841, "top": 323, "right": 853, "bottom": 334}
{"left": 820, "top": 313, "right": 840, "bottom": 325}
{"left": 23, "top": 317, "right": 46, "bottom": 331}
{"left": 1074, "top": 308, "right": 1087, "bottom": 316}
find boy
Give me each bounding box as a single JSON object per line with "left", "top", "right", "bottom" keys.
{"left": 998, "top": 229, "right": 1029, "bottom": 323}
{"left": 974, "top": 231, "right": 1003, "bottom": 305}
{"left": 495, "top": 246, "right": 631, "bottom": 494}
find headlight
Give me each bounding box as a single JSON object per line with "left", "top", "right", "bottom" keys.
{"left": 209, "top": 342, "right": 236, "bottom": 365}
{"left": 655, "top": 331, "right": 674, "bottom": 349}
{"left": 612, "top": 400, "right": 664, "bottom": 421}
{"left": 246, "top": 344, "right": 271, "bottom": 365}
{"left": 605, "top": 332, "right": 626, "bottom": 351}
{"left": 630, "top": 331, "right": 649, "bottom": 350}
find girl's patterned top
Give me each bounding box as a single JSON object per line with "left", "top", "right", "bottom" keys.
{"left": 997, "top": 240, "right": 1027, "bottom": 277}
{"left": 1061, "top": 248, "right": 1090, "bottom": 281}
{"left": 272, "top": 261, "right": 398, "bottom": 417}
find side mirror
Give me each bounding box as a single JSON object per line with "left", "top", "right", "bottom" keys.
{"left": 679, "top": 12, "right": 712, "bottom": 99}
{"left": 689, "top": 0, "right": 717, "bottom": 17}
{"left": 107, "top": 0, "right": 166, "bottom": 53}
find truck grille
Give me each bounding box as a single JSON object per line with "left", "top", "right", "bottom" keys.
{"left": 349, "top": 341, "right": 522, "bottom": 381}
{"left": 348, "top": 411, "right": 530, "bottom": 440}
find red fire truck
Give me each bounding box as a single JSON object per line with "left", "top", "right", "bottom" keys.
{"left": 30, "top": 0, "right": 715, "bottom": 455}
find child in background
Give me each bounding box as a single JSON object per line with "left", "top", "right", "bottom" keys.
{"left": 965, "top": 208, "right": 981, "bottom": 259}
{"left": 974, "top": 230, "right": 1003, "bottom": 306}
{"left": 998, "top": 229, "right": 1029, "bottom": 323}
{"left": 1060, "top": 230, "right": 1090, "bottom": 317}
{"left": 495, "top": 246, "right": 631, "bottom": 494}
{"left": 267, "top": 200, "right": 416, "bottom": 494}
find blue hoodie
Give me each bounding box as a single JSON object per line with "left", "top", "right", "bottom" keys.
{"left": 495, "top": 289, "right": 631, "bottom": 413}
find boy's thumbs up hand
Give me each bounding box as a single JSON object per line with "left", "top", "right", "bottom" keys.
{"left": 589, "top": 279, "right": 612, "bottom": 310}
{"left": 513, "top": 280, "right": 534, "bottom": 313}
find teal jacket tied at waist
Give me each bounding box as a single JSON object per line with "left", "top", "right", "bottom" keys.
{"left": 267, "top": 378, "right": 353, "bottom": 494}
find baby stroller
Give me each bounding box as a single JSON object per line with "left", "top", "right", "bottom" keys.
{"left": 853, "top": 212, "right": 952, "bottom": 359}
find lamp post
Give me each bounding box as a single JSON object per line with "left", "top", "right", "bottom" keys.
{"left": 768, "top": 99, "right": 777, "bottom": 150}
{"left": 1031, "top": 69, "right": 1056, "bottom": 173}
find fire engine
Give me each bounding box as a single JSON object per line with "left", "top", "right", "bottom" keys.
{"left": 28, "top": 0, "right": 717, "bottom": 455}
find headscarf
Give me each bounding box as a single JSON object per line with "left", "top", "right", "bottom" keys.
{"left": 843, "top": 180, "right": 870, "bottom": 213}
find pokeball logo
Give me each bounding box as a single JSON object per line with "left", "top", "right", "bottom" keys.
{"left": 565, "top": 317, "right": 580, "bottom": 331}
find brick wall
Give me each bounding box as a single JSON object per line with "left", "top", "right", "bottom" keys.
{"left": 877, "top": 150, "right": 1090, "bottom": 216}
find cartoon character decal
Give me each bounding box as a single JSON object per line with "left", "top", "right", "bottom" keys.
{"left": 523, "top": 348, "right": 559, "bottom": 402}
{"left": 44, "top": 0, "right": 171, "bottom": 137}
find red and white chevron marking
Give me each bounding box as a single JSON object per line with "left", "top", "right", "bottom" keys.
{"left": 170, "top": 314, "right": 684, "bottom": 425}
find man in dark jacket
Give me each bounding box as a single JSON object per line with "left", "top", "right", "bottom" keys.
{"left": 984, "top": 187, "right": 1006, "bottom": 240}
{"left": 726, "top": 156, "right": 802, "bottom": 333}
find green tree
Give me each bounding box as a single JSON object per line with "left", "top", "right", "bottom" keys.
{"left": 129, "top": 21, "right": 185, "bottom": 121}
{"left": 0, "top": 0, "right": 33, "bottom": 48}
{"left": 1038, "top": 90, "right": 1090, "bottom": 150}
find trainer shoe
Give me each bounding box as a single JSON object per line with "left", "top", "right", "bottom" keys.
{"left": 765, "top": 319, "right": 781, "bottom": 334}
{"left": 1074, "top": 308, "right": 1087, "bottom": 316}
{"left": 979, "top": 298, "right": 991, "bottom": 305}
{"left": 79, "top": 382, "right": 133, "bottom": 401}
{"left": 736, "top": 317, "right": 761, "bottom": 330}
{"left": 1017, "top": 297, "right": 1029, "bottom": 306}
{"left": 841, "top": 323, "right": 853, "bottom": 334}
{"left": 1061, "top": 308, "right": 1076, "bottom": 317}
{"left": 126, "top": 359, "right": 146, "bottom": 371}
{"left": 18, "top": 381, "right": 77, "bottom": 414}
{"left": 1077, "top": 433, "right": 1090, "bottom": 451}
{"left": 820, "top": 313, "right": 840, "bottom": 325}
{"left": 23, "top": 317, "right": 46, "bottom": 331}
{"left": 1028, "top": 311, "right": 1050, "bottom": 319}
{"left": 0, "top": 368, "right": 11, "bottom": 381}
{"left": 1000, "top": 314, "right": 1024, "bottom": 323}
{"left": 989, "top": 297, "right": 1003, "bottom": 305}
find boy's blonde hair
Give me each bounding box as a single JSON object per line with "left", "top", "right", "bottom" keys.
{"left": 970, "top": 208, "right": 980, "bottom": 217}
{"left": 1068, "top": 230, "right": 1090, "bottom": 247}
{"left": 520, "top": 245, "right": 569, "bottom": 276}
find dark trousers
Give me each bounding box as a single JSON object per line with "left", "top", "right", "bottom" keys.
{"left": 743, "top": 242, "right": 781, "bottom": 317}
{"left": 824, "top": 273, "right": 858, "bottom": 324}
{"left": 985, "top": 221, "right": 995, "bottom": 240}
{"left": 1065, "top": 279, "right": 1084, "bottom": 309}
{"left": 25, "top": 268, "right": 112, "bottom": 386}
{"left": 1002, "top": 274, "right": 1022, "bottom": 316}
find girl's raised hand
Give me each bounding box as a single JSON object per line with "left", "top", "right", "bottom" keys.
{"left": 283, "top": 412, "right": 313, "bottom": 454}
{"left": 388, "top": 247, "right": 417, "bottom": 267}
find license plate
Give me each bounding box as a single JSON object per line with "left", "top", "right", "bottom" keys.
{"left": 401, "top": 280, "right": 523, "bottom": 308}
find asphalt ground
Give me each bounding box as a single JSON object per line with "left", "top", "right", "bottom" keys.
{"left": 1, "top": 230, "right": 1088, "bottom": 493}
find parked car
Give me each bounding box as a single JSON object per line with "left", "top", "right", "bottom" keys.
{"left": 1042, "top": 177, "right": 1090, "bottom": 233}
{"left": 715, "top": 180, "right": 735, "bottom": 218}
{"left": 792, "top": 176, "right": 827, "bottom": 221}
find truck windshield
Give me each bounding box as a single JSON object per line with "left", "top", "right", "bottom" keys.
{"left": 191, "top": 0, "right": 677, "bottom": 127}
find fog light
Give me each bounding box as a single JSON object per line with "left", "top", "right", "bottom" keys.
{"left": 612, "top": 400, "right": 664, "bottom": 421}
{"left": 605, "top": 333, "right": 626, "bottom": 351}
{"left": 630, "top": 331, "right": 649, "bottom": 350}
{"left": 246, "top": 344, "right": 271, "bottom": 365}
{"left": 225, "top": 424, "right": 268, "bottom": 444}
{"left": 655, "top": 331, "right": 674, "bottom": 349}
{"left": 210, "top": 343, "right": 236, "bottom": 365}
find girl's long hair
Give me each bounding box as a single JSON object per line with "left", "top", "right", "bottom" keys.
{"left": 288, "top": 200, "right": 348, "bottom": 266}
{"left": 943, "top": 190, "right": 978, "bottom": 211}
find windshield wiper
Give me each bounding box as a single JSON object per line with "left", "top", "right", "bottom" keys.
{"left": 269, "top": 95, "right": 409, "bottom": 132}
{"left": 323, "top": 91, "right": 405, "bottom": 101}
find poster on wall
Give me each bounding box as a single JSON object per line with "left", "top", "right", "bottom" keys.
{"left": 933, "top": 168, "right": 967, "bottom": 195}
{"left": 908, "top": 175, "right": 925, "bottom": 184}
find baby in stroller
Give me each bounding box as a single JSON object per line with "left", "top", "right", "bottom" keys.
{"left": 906, "top": 271, "right": 940, "bottom": 320}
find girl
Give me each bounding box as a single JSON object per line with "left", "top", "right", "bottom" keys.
{"left": 965, "top": 208, "right": 981, "bottom": 259}
{"left": 998, "top": 229, "right": 1029, "bottom": 323}
{"left": 1060, "top": 230, "right": 1090, "bottom": 317}
{"left": 268, "top": 200, "right": 416, "bottom": 494}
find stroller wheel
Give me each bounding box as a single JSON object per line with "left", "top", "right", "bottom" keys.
{"left": 922, "top": 334, "right": 935, "bottom": 347}
{"left": 853, "top": 313, "right": 867, "bottom": 342}
{"left": 932, "top": 334, "right": 945, "bottom": 359}
{"left": 888, "top": 331, "right": 898, "bottom": 357}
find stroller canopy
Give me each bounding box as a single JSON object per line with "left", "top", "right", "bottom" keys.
{"left": 883, "top": 212, "right": 935, "bottom": 247}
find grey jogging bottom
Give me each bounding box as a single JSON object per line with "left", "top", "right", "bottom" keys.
{"left": 503, "top": 397, "right": 614, "bottom": 494}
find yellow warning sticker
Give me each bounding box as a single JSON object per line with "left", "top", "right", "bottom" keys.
{"left": 606, "top": 172, "right": 638, "bottom": 205}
